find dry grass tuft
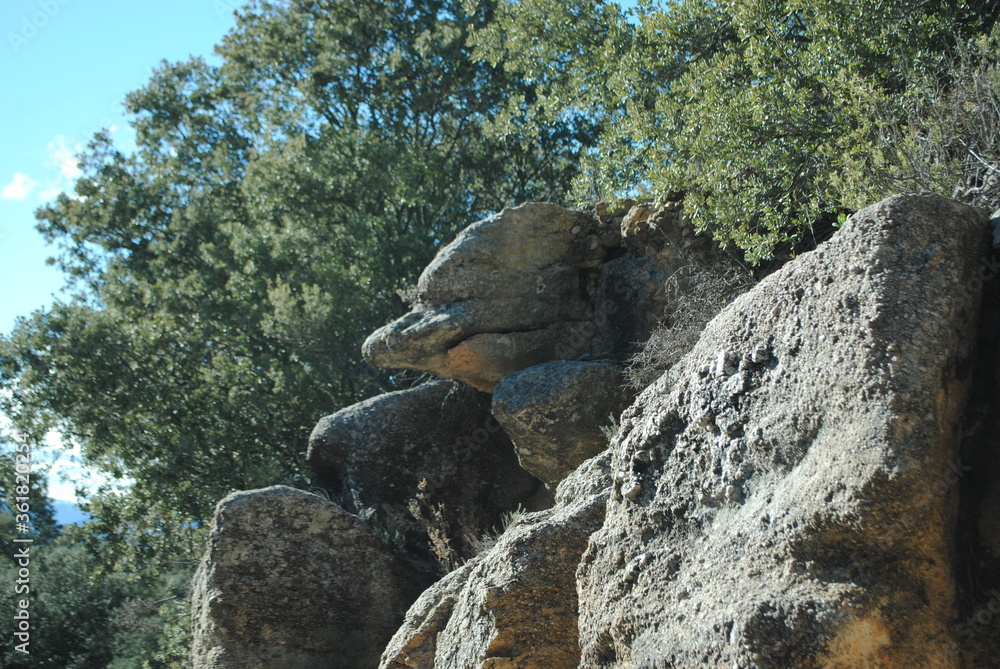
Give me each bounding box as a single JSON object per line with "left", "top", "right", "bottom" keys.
{"left": 625, "top": 260, "right": 755, "bottom": 390}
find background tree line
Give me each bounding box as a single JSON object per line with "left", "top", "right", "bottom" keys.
{"left": 1, "top": 0, "right": 998, "bottom": 665}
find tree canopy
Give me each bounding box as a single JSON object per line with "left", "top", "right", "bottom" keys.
{"left": 2, "top": 0, "right": 1000, "bottom": 663}
{"left": 2, "top": 0, "right": 591, "bottom": 543}
{"left": 475, "top": 0, "right": 1000, "bottom": 260}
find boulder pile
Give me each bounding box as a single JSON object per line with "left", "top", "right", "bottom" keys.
{"left": 192, "top": 194, "right": 1000, "bottom": 668}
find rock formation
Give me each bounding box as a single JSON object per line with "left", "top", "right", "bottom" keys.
{"left": 361, "top": 200, "right": 716, "bottom": 391}
{"left": 361, "top": 203, "right": 606, "bottom": 391}
{"left": 190, "top": 486, "right": 422, "bottom": 669}
{"left": 577, "top": 194, "right": 987, "bottom": 667}
{"left": 492, "top": 360, "right": 631, "bottom": 489}
{"left": 192, "top": 194, "right": 1000, "bottom": 669}
{"left": 308, "top": 379, "right": 547, "bottom": 573}
{"left": 380, "top": 452, "right": 610, "bottom": 669}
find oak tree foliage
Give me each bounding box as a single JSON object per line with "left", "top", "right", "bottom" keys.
{"left": 1, "top": 0, "right": 588, "bottom": 548}
{"left": 477, "top": 0, "right": 999, "bottom": 260}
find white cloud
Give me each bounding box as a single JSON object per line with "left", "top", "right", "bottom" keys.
{"left": 43, "top": 434, "right": 132, "bottom": 503}
{"left": 35, "top": 136, "right": 86, "bottom": 202}
{"left": 1, "top": 172, "right": 38, "bottom": 200}
{"left": 48, "top": 136, "right": 82, "bottom": 180}
{"left": 47, "top": 478, "right": 79, "bottom": 503}
{"left": 0, "top": 407, "right": 129, "bottom": 504}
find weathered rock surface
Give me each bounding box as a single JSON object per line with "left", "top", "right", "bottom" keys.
{"left": 576, "top": 194, "right": 989, "bottom": 667}
{"left": 191, "top": 486, "right": 421, "bottom": 669}
{"left": 492, "top": 360, "right": 631, "bottom": 489}
{"left": 363, "top": 203, "right": 605, "bottom": 390}
{"left": 308, "top": 379, "right": 546, "bottom": 572}
{"left": 194, "top": 192, "right": 1000, "bottom": 669}
{"left": 619, "top": 201, "right": 688, "bottom": 254}
{"left": 362, "top": 201, "right": 727, "bottom": 391}
{"left": 380, "top": 452, "right": 611, "bottom": 669}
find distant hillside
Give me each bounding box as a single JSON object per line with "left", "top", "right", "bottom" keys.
{"left": 51, "top": 499, "right": 89, "bottom": 526}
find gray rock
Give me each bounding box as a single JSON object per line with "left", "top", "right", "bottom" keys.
{"left": 991, "top": 208, "right": 1000, "bottom": 248}
{"left": 363, "top": 203, "right": 605, "bottom": 391}
{"left": 380, "top": 453, "right": 611, "bottom": 669}
{"left": 362, "top": 201, "right": 736, "bottom": 392}
{"left": 577, "top": 194, "right": 989, "bottom": 667}
{"left": 492, "top": 360, "right": 632, "bottom": 489}
{"left": 191, "top": 486, "right": 421, "bottom": 669}
{"left": 308, "top": 379, "right": 547, "bottom": 572}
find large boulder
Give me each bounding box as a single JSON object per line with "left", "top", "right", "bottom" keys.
{"left": 380, "top": 453, "right": 611, "bottom": 669}
{"left": 362, "top": 201, "right": 739, "bottom": 391}
{"left": 492, "top": 360, "right": 632, "bottom": 489}
{"left": 308, "top": 379, "right": 547, "bottom": 572}
{"left": 362, "top": 203, "right": 606, "bottom": 391}
{"left": 191, "top": 486, "right": 421, "bottom": 669}
{"left": 577, "top": 195, "right": 990, "bottom": 667}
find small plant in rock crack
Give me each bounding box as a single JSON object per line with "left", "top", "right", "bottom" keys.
{"left": 468, "top": 505, "right": 530, "bottom": 556}
{"left": 408, "top": 479, "right": 464, "bottom": 574}
{"left": 599, "top": 413, "right": 621, "bottom": 444}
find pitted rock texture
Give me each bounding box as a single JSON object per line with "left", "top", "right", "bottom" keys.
{"left": 380, "top": 453, "right": 611, "bottom": 669}
{"left": 191, "top": 486, "right": 421, "bottom": 669}
{"left": 363, "top": 203, "right": 605, "bottom": 390}
{"left": 308, "top": 379, "right": 546, "bottom": 573}
{"left": 577, "top": 195, "right": 989, "bottom": 668}
{"left": 492, "top": 360, "right": 632, "bottom": 489}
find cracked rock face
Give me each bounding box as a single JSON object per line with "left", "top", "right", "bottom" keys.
{"left": 190, "top": 486, "right": 422, "bottom": 669}
{"left": 379, "top": 453, "right": 611, "bottom": 669}
{"left": 362, "top": 203, "right": 607, "bottom": 391}
{"left": 577, "top": 195, "right": 989, "bottom": 668}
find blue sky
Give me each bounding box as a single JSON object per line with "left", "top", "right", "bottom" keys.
{"left": 1, "top": 0, "right": 242, "bottom": 502}
{"left": 1, "top": 0, "right": 241, "bottom": 336}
